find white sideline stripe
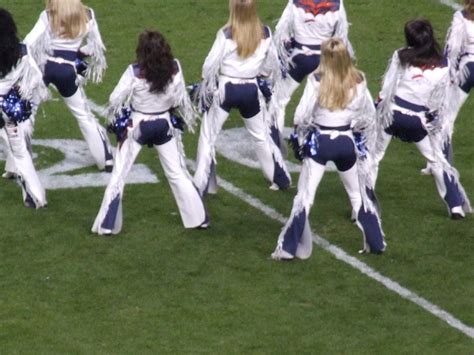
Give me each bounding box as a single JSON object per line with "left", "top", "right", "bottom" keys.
{"left": 214, "top": 176, "right": 474, "bottom": 339}
{"left": 439, "top": 0, "right": 462, "bottom": 10}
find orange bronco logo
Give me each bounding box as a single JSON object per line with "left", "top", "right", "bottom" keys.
{"left": 294, "top": 0, "right": 340, "bottom": 16}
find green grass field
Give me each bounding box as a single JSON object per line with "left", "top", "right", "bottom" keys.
{"left": 1, "top": 0, "right": 473, "bottom": 353}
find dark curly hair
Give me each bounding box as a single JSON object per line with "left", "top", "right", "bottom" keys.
{"left": 136, "top": 30, "right": 176, "bottom": 94}
{"left": 398, "top": 19, "right": 443, "bottom": 68}
{"left": 0, "top": 8, "right": 21, "bottom": 79}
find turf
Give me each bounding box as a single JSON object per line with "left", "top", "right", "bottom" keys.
{"left": 0, "top": 0, "right": 473, "bottom": 353}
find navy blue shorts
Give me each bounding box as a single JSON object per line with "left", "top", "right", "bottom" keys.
{"left": 311, "top": 133, "right": 357, "bottom": 172}
{"left": 288, "top": 54, "right": 320, "bottom": 83}
{"left": 385, "top": 111, "right": 427, "bottom": 143}
{"left": 135, "top": 118, "right": 172, "bottom": 147}
{"left": 460, "top": 61, "right": 474, "bottom": 93}
{"left": 220, "top": 82, "right": 260, "bottom": 119}
{"left": 44, "top": 50, "right": 79, "bottom": 98}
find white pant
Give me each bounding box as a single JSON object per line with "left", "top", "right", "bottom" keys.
{"left": 268, "top": 76, "right": 300, "bottom": 137}
{"left": 273, "top": 158, "right": 370, "bottom": 259}
{"left": 1, "top": 119, "right": 46, "bottom": 208}
{"left": 63, "top": 87, "right": 112, "bottom": 170}
{"left": 92, "top": 117, "right": 207, "bottom": 235}
{"left": 375, "top": 130, "right": 466, "bottom": 214}
{"left": 193, "top": 103, "right": 291, "bottom": 195}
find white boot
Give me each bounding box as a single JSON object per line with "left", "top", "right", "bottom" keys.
{"left": 63, "top": 88, "right": 113, "bottom": 170}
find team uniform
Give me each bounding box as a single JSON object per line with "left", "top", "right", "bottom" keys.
{"left": 92, "top": 60, "right": 208, "bottom": 235}
{"left": 272, "top": 74, "right": 385, "bottom": 260}
{"left": 441, "top": 9, "right": 474, "bottom": 162}
{"left": 24, "top": 8, "right": 113, "bottom": 170}
{"left": 269, "top": 0, "right": 353, "bottom": 151}
{"left": 0, "top": 44, "right": 49, "bottom": 208}
{"left": 193, "top": 25, "right": 291, "bottom": 196}
{"left": 375, "top": 50, "right": 471, "bottom": 218}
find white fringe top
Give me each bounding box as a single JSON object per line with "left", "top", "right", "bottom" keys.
{"left": 108, "top": 60, "right": 198, "bottom": 133}
{"left": 0, "top": 45, "right": 49, "bottom": 104}
{"left": 24, "top": 8, "right": 107, "bottom": 83}
{"left": 294, "top": 73, "right": 375, "bottom": 131}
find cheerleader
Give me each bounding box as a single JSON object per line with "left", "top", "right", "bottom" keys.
{"left": 440, "top": 0, "right": 474, "bottom": 163}
{"left": 0, "top": 9, "right": 49, "bottom": 208}
{"left": 92, "top": 30, "right": 208, "bottom": 235}
{"left": 24, "top": 0, "right": 113, "bottom": 171}
{"left": 268, "top": 0, "right": 354, "bottom": 152}
{"left": 375, "top": 19, "right": 471, "bottom": 219}
{"left": 193, "top": 0, "right": 291, "bottom": 196}
{"left": 272, "top": 38, "right": 385, "bottom": 260}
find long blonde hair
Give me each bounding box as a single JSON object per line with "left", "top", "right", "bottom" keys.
{"left": 47, "top": 0, "right": 88, "bottom": 39}
{"left": 317, "top": 38, "right": 361, "bottom": 111}
{"left": 465, "top": 0, "right": 474, "bottom": 20}
{"left": 227, "top": 0, "right": 263, "bottom": 58}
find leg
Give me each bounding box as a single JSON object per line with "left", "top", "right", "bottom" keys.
{"left": 338, "top": 164, "right": 362, "bottom": 221}
{"left": 415, "top": 136, "right": 467, "bottom": 217}
{"left": 92, "top": 135, "right": 142, "bottom": 235}
{"left": 272, "top": 158, "right": 325, "bottom": 260}
{"left": 243, "top": 111, "right": 291, "bottom": 189}
{"left": 62, "top": 87, "right": 113, "bottom": 171}
{"left": 0, "top": 128, "right": 16, "bottom": 178}
{"left": 4, "top": 121, "right": 46, "bottom": 208}
{"left": 373, "top": 128, "right": 393, "bottom": 184}
{"left": 193, "top": 103, "right": 229, "bottom": 196}
{"left": 340, "top": 164, "right": 385, "bottom": 254}
{"left": 156, "top": 136, "right": 208, "bottom": 228}
{"left": 268, "top": 75, "right": 300, "bottom": 135}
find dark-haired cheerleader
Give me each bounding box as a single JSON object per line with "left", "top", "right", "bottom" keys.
{"left": 0, "top": 8, "right": 49, "bottom": 208}
{"left": 92, "top": 31, "right": 208, "bottom": 235}
{"left": 375, "top": 19, "right": 471, "bottom": 219}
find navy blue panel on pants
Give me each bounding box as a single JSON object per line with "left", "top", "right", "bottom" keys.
{"left": 135, "top": 118, "right": 172, "bottom": 147}
{"left": 220, "top": 82, "right": 260, "bottom": 118}
{"left": 311, "top": 134, "right": 357, "bottom": 172}
{"left": 101, "top": 194, "right": 120, "bottom": 231}
{"left": 282, "top": 208, "right": 307, "bottom": 255}
{"left": 460, "top": 61, "right": 474, "bottom": 93}
{"left": 443, "top": 172, "right": 464, "bottom": 209}
{"left": 385, "top": 111, "right": 428, "bottom": 143}
{"left": 289, "top": 54, "right": 320, "bottom": 83}
{"left": 357, "top": 207, "right": 385, "bottom": 254}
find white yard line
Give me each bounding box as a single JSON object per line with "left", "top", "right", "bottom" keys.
{"left": 439, "top": 0, "right": 462, "bottom": 10}
{"left": 214, "top": 175, "right": 474, "bottom": 339}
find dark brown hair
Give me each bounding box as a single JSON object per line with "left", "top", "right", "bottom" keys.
{"left": 0, "top": 8, "right": 20, "bottom": 78}
{"left": 398, "top": 19, "right": 443, "bottom": 68}
{"left": 136, "top": 30, "right": 175, "bottom": 93}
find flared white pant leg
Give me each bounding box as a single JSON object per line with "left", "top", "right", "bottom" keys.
{"left": 4, "top": 120, "right": 46, "bottom": 208}
{"left": 63, "top": 87, "right": 113, "bottom": 170}
{"left": 193, "top": 104, "right": 229, "bottom": 196}
{"left": 269, "top": 76, "right": 300, "bottom": 133}
{"left": 92, "top": 136, "right": 142, "bottom": 235}
{"left": 338, "top": 164, "right": 363, "bottom": 219}
{"left": 156, "top": 136, "right": 207, "bottom": 228}
{"left": 415, "top": 136, "right": 467, "bottom": 215}
{"left": 244, "top": 111, "right": 291, "bottom": 189}
{"left": 272, "top": 159, "right": 325, "bottom": 260}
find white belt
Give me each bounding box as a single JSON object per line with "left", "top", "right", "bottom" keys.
{"left": 47, "top": 56, "right": 76, "bottom": 66}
